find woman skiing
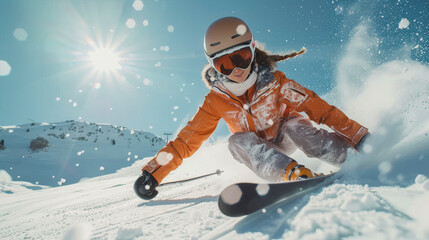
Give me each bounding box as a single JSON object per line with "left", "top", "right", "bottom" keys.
{"left": 135, "top": 17, "right": 369, "bottom": 200}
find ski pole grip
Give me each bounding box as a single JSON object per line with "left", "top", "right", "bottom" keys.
{"left": 134, "top": 171, "right": 159, "bottom": 200}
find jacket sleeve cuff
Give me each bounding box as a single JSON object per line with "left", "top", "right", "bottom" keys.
{"left": 354, "top": 132, "right": 370, "bottom": 152}
{"left": 141, "top": 141, "right": 184, "bottom": 184}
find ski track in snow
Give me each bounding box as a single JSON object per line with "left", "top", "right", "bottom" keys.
{"left": 1, "top": 138, "right": 428, "bottom": 240}
{"left": 0, "top": 172, "right": 228, "bottom": 239}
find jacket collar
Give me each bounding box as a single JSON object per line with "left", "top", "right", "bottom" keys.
{"left": 212, "top": 64, "right": 276, "bottom": 99}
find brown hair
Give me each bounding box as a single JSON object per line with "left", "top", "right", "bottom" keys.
{"left": 254, "top": 47, "right": 306, "bottom": 69}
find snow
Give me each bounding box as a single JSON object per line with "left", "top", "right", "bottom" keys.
{"left": 126, "top": 19, "right": 136, "bottom": 29}
{"left": 63, "top": 223, "right": 93, "bottom": 240}
{"left": 1, "top": 122, "right": 428, "bottom": 239}
{"left": 0, "top": 170, "right": 48, "bottom": 194}
{"left": 362, "top": 143, "right": 373, "bottom": 153}
{"left": 57, "top": 178, "right": 67, "bottom": 186}
{"left": 378, "top": 161, "right": 392, "bottom": 174}
{"left": 132, "top": 0, "right": 144, "bottom": 11}
{"left": 0, "top": 60, "right": 11, "bottom": 76}
{"left": 155, "top": 151, "right": 173, "bottom": 165}
{"left": 284, "top": 183, "right": 412, "bottom": 240}
{"left": 236, "top": 24, "right": 247, "bottom": 35}
{"left": 334, "top": 6, "right": 344, "bottom": 15}
{"left": 13, "top": 28, "right": 28, "bottom": 41}
{"left": 160, "top": 45, "right": 170, "bottom": 51}
{"left": 143, "top": 78, "right": 152, "bottom": 85}
{"left": 415, "top": 174, "right": 427, "bottom": 184}
{"left": 398, "top": 18, "right": 410, "bottom": 29}
{"left": 256, "top": 184, "right": 270, "bottom": 196}
{"left": 220, "top": 184, "right": 242, "bottom": 205}
{"left": 0, "top": 121, "right": 165, "bottom": 187}
{"left": 116, "top": 227, "right": 144, "bottom": 239}
{"left": 0, "top": 170, "right": 12, "bottom": 182}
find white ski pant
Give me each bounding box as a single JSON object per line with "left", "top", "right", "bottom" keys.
{"left": 228, "top": 115, "right": 349, "bottom": 182}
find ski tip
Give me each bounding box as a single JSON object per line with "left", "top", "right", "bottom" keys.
{"left": 218, "top": 184, "right": 246, "bottom": 217}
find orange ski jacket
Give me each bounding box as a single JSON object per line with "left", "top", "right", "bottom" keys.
{"left": 142, "top": 67, "right": 368, "bottom": 184}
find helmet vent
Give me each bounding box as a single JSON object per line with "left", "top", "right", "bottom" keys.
{"left": 231, "top": 34, "right": 241, "bottom": 39}
{"left": 210, "top": 42, "right": 221, "bottom": 46}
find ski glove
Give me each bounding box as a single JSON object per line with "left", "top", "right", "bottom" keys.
{"left": 134, "top": 170, "right": 159, "bottom": 200}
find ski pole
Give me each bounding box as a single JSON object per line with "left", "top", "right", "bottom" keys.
{"left": 158, "top": 169, "right": 223, "bottom": 187}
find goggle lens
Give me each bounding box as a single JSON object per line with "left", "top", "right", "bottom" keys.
{"left": 213, "top": 47, "right": 253, "bottom": 76}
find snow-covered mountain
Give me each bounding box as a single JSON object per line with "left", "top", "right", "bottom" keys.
{"left": 0, "top": 121, "right": 165, "bottom": 188}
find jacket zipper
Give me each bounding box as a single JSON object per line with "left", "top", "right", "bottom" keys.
{"left": 244, "top": 80, "right": 278, "bottom": 116}
{"left": 213, "top": 86, "right": 244, "bottom": 108}
{"left": 245, "top": 91, "right": 253, "bottom": 116}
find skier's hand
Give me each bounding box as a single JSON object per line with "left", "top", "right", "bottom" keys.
{"left": 134, "top": 170, "right": 159, "bottom": 200}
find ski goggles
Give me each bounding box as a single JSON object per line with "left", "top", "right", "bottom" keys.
{"left": 206, "top": 39, "right": 256, "bottom": 76}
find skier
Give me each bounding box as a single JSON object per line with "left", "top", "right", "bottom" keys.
{"left": 135, "top": 17, "right": 369, "bottom": 200}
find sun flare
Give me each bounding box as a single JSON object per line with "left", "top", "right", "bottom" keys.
{"left": 88, "top": 47, "right": 122, "bottom": 73}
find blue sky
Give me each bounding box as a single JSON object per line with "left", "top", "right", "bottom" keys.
{"left": 0, "top": 0, "right": 427, "bottom": 140}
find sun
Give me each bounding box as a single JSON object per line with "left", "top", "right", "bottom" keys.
{"left": 88, "top": 47, "right": 122, "bottom": 73}
{"left": 80, "top": 35, "right": 137, "bottom": 89}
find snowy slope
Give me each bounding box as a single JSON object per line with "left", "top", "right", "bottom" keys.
{"left": 0, "top": 137, "right": 428, "bottom": 240}
{"left": 0, "top": 141, "right": 249, "bottom": 240}
{"left": 0, "top": 121, "right": 165, "bottom": 188}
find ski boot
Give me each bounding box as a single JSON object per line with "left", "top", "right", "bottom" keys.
{"left": 281, "top": 160, "right": 314, "bottom": 181}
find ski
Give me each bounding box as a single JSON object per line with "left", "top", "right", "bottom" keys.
{"left": 218, "top": 172, "right": 338, "bottom": 217}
